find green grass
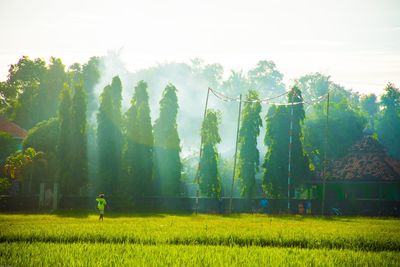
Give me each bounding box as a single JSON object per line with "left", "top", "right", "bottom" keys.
{"left": 1, "top": 214, "right": 399, "bottom": 266}
{"left": 1, "top": 243, "right": 399, "bottom": 267}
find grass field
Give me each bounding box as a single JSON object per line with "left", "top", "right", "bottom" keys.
{"left": 1, "top": 213, "right": 400, "bottom": 266}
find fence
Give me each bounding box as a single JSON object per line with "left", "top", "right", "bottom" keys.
{"left": 0, "top": 195, "right": 399, "bottom": 216}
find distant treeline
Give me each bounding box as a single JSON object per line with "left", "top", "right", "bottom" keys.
{"left": 0, "top": 55, "right": 399, "bottom": 198}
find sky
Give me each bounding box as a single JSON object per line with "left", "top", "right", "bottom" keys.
{"left": 0, "top": 0, "right": 399, "bottom": 95}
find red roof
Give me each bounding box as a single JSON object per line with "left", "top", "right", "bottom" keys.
{"left": 324, "top": 136, "right": 400, "bottom": 182}
{"left": 0, "top": 116, "right": 28, "bottom": 139}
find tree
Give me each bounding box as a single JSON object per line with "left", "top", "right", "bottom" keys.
{"left": 82, "top": 57, "right": 101, "bottom": 121}
{"left": 36, "top": 57, "right": 67, "bottom": 122}
{"left": 296, "top": 73, "right": 356, "bottom": 111}
{"left": 376, "top": 83, "right": 400, "bottom": 159}
{"left": 0, "top": 81, "right": 13, "bottom": 109}
{"left": 263, "top": 86, "right": 310, "bottom": 198}
{"left": 360, "top": 93, "right": 378, "bottom": 129}
{"left": 304, "top": 98, "right": 367, "bottom": 168}
{"left": 220, "top": 70, "right": 249, "bottom": 96}
{"left": 153, "top": 84, "right": 182, "bottom": 196}
{"left": 248, "top": 60, "right": 285, "bottom": 96}
{"left": 23, "top": 118, "right": 59, "bottom": 184}
{"left": 237, "top": 90, "right": 262, "bottom": 198}
{"left": 97, "top": 77, "right": 123, "bottom": 194}
{"left": 70, "top": 83, "right": 88, "bottom": 193}
{"left": 12, "top": 81, "right": 40, "bottom": 129}
{"left": 57, "top": 85, "right": 73, "bottom": 194}
{"left": 57, "top": 84, "right": 72, "bottom": 195}
{"left": 124, "top": 81, "right": 154, "bottom": 196}
{"left": 198, "top": 109, "right": 221, "bottom": 198}
{"left": 296, "top": 73, "right": 330, "bottom": 101}
{"left": 110, "top": 76, "right": 123, "bottom": 186}
{"left": 0, "top": 131, "right": 18, "bottom": 165}
{"left": 4, "top": 147, "right": 46, "bottom": 194}
{"left": 6, "top": 56, "right": 46, "bottom": 123}
{"left": 201, "top": 63, "right": 224, "bottom": 89}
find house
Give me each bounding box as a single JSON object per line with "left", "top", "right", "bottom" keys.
{"left": 313, "top": 134, "right": 400, "bottom": 215}
{"left": 0, "top": 116, "right": 28, "bottom": 140}
{"left": 0, "top": 116, "right": 27, "bottom": 163}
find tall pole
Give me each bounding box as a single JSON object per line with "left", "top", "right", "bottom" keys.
{"left": 229, "top": 94, "right": 242, "bottom": 214}
{"left": 195, "top": 88, "right": 210, "bottom": 215}
{"left": 322, "top": 91, "right": 330, "bottom": 216}
{"left": 287, "top": 97, "right": 294, "bottom": 214}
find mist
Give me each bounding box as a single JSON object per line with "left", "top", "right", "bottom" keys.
{"left": 93, "top": 51, "right": 275, "bottom": 161}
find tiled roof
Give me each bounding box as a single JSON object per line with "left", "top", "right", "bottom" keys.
{"left": 323, "top": 136, "right": 400, "bottom": 182}
{"left": 0, "top": 116, "right": 27, "bottom": 139}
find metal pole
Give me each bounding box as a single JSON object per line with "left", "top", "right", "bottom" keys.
{"left": 322, "top": 91, "right": 330, "bottom": 216}
{"left": 229, "top": 94, "right": 242, "bottom": 214}
{"left": 287, "top": 97, "right": 294, "bottom": 214}
{"left": 195, "top": 88, "right": 210, "bottom": 214}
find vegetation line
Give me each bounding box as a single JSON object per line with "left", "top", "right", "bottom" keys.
{"left": 1, "top": 236, "right": 399, "bottom": 252}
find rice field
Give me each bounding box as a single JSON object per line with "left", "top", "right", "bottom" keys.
{"left": 1, "top": 213, "right": 399, "bottom": 266}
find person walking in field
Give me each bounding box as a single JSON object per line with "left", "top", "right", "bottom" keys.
{"left": 96, "top": 193, "right": 107, "bottom": 220}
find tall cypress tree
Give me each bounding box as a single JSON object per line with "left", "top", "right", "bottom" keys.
{"left": 376, "top": 83, "right": 400, "bottom": 159}
{"left": 153, "top": 84, "right": 181, "bottom": 196}
{"left": 263, "top": 86, "right": 310, "bottom": 198}
{"left": 82, "top": 57, "right": 100, "bottom": 121}
{"left": 70, "top": 83, "right": 87, "bottom": 194}
{"left": 110, "top": 76, "right": 123, "bottom": 181}
{"left": 97, "top": 76, "right": 122, "bottom": 194}
{"left": 237, "top": 90, "right": 262, "bottom": 198}
{"left": 124, "top": 81, "right": 154, "bottom": 196}
{"left": 198, "top": 109, "right": 221, "bottom": 198}
{"left": 57, "top": 84, "right": 73, "bottom": 194}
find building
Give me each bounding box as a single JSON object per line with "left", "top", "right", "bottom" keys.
{"left": 314, "top": 135, "right": 400, "bottom": 215}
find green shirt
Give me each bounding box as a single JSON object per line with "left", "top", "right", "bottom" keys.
{"left": 96, "top": 198, "right": 107, "bottom": 211}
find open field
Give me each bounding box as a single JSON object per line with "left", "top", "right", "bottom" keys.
{"left": 1, "top": 214, "right": 400, "bottom": 266}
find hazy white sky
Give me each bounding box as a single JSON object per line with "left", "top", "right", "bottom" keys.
{"left": 0, "top": 0, "right": 399, "bottom": 95}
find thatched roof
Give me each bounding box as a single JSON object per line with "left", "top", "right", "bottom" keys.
{"left": 323, "top": 136, "right": 400, "bottom": 182}
{"left": 0, "top": 116, "right": 27, "bottom": 139}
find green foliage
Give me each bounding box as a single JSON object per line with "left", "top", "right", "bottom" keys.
{"left": 0, "top": 177, "right": 11, "bottom": 193}
{"left": 361, "top": 94, "right": 379, "bottom": 117}
{"left": 12, "top": 81, "right": 40, "bottom": 129}
{"left": 57, "top": 85, "right": 73, "bottom": 193}
{"left": 4, "top": 147, "right": 46, "bottom": 194}
{"left": 153, "top": 84, "right": 182, "bottom": 196}
{"left": 97, "top": 77, "right": 123, "bottom": 194}
{"left": 82, "top": 57, "right": 101, "bottom": 120}
{"left": 237, "top": 90, "right": 262, "bottom": 198}
{"left": 263, "top": 86, "right": 310, "bottom": 198}
{"left": 376, "top": 83, "right": 400, "bottom": 159}
{"left": 5, "top": 56, "right": 63, "bottom": 129}
{"left": 2, "top": 56, "right": 99, "bottom": 131}
{"left": 0, "top": 131, "right": 18, "bottom": 164}
{"left": 124, "top": 80, "right": 154, "bottom": 196}
{"left": 221, "top": 70, "right": 249, "bottom": 96}
{"left": 248, "top": 60, "right": 285, "bottom": 96}
{"left": 69, "top": 83, "right": 88, "bottom": 192}
{"left": 23, "top": 118, "right": 59, "bottom": 183}
{"left": 24, "top": 118, "right": 59, "bottom": 154}
{"left": 304, "top": 98, "right": 367, "bottom": 165}
{"left": 199, "top": 109, "right": 221, "bottom": 198}
{"left": 56, "top": 81, "right": 89, "bottom": 195}
{"left": 296, "top": 73, "right": 330, "bottom": 101}
{"left": 360, "top": 93, "right": 378, "bottom": 129}
{"left": 36, "top": 57, "right": 67, "bottom": 122}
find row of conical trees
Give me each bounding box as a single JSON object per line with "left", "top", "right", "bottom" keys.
{"left": 199, "top": 87, "right": 310, "bottom": 199}
{"left": 96, "top": 77, "right": 182, "bottom": 197}
{"left": 57, "top": 74, "right": 310, "bottom": 199}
